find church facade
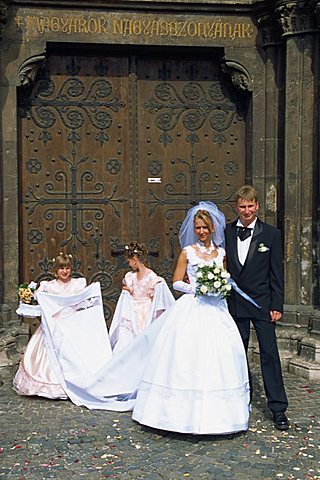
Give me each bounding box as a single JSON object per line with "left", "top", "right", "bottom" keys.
{"left": 0, "top": 0, "right": 319, "bottom": 380}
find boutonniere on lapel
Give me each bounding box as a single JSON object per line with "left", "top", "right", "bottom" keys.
{"left": 258, "top": 243, "right": 269, "bottom": 252}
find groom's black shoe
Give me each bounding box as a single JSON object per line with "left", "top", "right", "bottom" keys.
{"left": 272, "top": 411, "right": 289, "bottom": 430}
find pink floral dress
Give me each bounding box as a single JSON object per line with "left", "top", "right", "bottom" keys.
{"left": 13, "top": 278, "right": 86, "bottom": 399}
{"left": 109, "top": 270, "right": 174, "bottom": 352}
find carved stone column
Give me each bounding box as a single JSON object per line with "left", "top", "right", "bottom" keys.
{"left": 251, "top": 10, "right": 296, "bottom": 366}
{"left": 256, "top": 11, "right": 284, "bottom": 227}
{"left": 0, "top": 0, "right": 9, "bottom": 333}
{"left": 276, "top": 0, "right": 320, "bottom": 379}
{"left": 0, "top": 0, "right": 29, "bottom": 381}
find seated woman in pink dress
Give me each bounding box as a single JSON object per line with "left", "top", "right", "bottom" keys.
{"left": 13, "top": 253, "right": 86, "bottom": 399}
{"left": 109, "top": 242, "right": 175, "bottom": 352}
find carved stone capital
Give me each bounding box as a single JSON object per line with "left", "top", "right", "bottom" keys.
{"left": 18, "top": 54, "right": 46, "bottom": 87}
{"left": 275, "top": 1, "right": 315, "bottom": 35}
{"left": 257, "top": 12, "right": 283, "bottom": 46}
{"left": 0, "top": 0, "right": 8, "bottom": 40}
{"left": 221, "top": 60, "right": 253, "bottom": 93}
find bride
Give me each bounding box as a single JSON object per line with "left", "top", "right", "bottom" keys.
{"left": 131, "top": 202, "right": 250, "bottom": 434}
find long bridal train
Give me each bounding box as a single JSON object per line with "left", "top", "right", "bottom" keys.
{"left": 20, "top": 280, "right": 250, "bottom": 435}
{"left": 13, "top": 283, "right": 113, "bottom": 399}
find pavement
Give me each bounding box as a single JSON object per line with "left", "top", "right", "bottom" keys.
{"left": 0, "top": 365, "right": 319, "bottom": 480}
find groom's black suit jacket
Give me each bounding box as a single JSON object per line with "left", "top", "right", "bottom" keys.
{"left": 225, "top": 218, "right": 284, "bottom": 320}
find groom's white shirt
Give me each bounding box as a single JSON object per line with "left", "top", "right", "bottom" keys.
{"left": 236, "top": 217, "right": 257, "bottom": 265}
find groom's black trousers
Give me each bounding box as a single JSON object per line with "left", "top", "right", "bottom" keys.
{"left": 234, "top": 316, "right": 288, "bottom": 413}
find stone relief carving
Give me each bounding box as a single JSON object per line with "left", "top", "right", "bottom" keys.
{"left": 17, "top": 54, "right": 46, "bottom": 87}
{"left": 275, "top": 1, "right": 315, "bottom": 34}
{"left": 221, "top": 60, "right": 253, "bottom": 92}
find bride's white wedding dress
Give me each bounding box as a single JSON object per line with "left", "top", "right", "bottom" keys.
{"left": 131, "top": 246, "right": 250, "bottom": 434}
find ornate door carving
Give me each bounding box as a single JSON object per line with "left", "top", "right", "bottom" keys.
{"left": 18, "top": 50, "right": 246, "bottom": 324}
{"left": 136, "top": 54, "right": 246, "bottom": 282}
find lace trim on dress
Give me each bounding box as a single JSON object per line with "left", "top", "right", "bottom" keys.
{"left": 196, "top": 240, "right": 215, "bottom": 255}
{"left": 184, "top": 245, "right": 225, "bottom": 266}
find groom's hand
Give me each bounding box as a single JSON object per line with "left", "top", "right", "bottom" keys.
{"left": 270, "top": 310, "right": 282, "bottom": 322}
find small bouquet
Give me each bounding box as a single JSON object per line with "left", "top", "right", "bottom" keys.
{"left": 195, "top": 264, "right": 232, "bottom": 299}
{"left": 17, "top": 281, "right": 38, "bottom": 305}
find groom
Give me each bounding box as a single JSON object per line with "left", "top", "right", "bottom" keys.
{"left": 225, "top": 185, "right": 289, "bottom": 430}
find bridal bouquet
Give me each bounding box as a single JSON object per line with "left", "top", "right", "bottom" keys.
{"left": 195, "top": 264, "right": 232, "bottom": 299}
{"left": 17, "top": 281, "right": 38, "bottom": 305}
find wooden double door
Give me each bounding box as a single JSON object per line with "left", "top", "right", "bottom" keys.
{"left": 18, "top": 47, "right": 247, "bottom": 324}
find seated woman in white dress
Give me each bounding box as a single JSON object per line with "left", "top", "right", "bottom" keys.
{"left": 109, "top": 241, "right": 175, "bottom": 352}
{"left": 13, "top": 253, "right": 87, "bottom": 398}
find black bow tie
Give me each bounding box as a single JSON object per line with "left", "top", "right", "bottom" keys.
{"left": 237, "top": 227, "right": 252, "bottom": 241}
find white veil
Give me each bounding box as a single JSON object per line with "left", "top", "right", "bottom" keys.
{"left": 178, "top": 201, "right": 226, "bottom": 248}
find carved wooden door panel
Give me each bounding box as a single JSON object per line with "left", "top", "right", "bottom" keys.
{"left": 135, "top": 53, "right": 246, "bottom": 281}
{"left": 18, "top": 54, "right": 130, "bottom": 323}
{"left": 18, "top": 50, "right": 246, "bottom": 324}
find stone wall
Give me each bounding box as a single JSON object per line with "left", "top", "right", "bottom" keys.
{"left": 0, "top": 0, "right": 319, "bottom": 380}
